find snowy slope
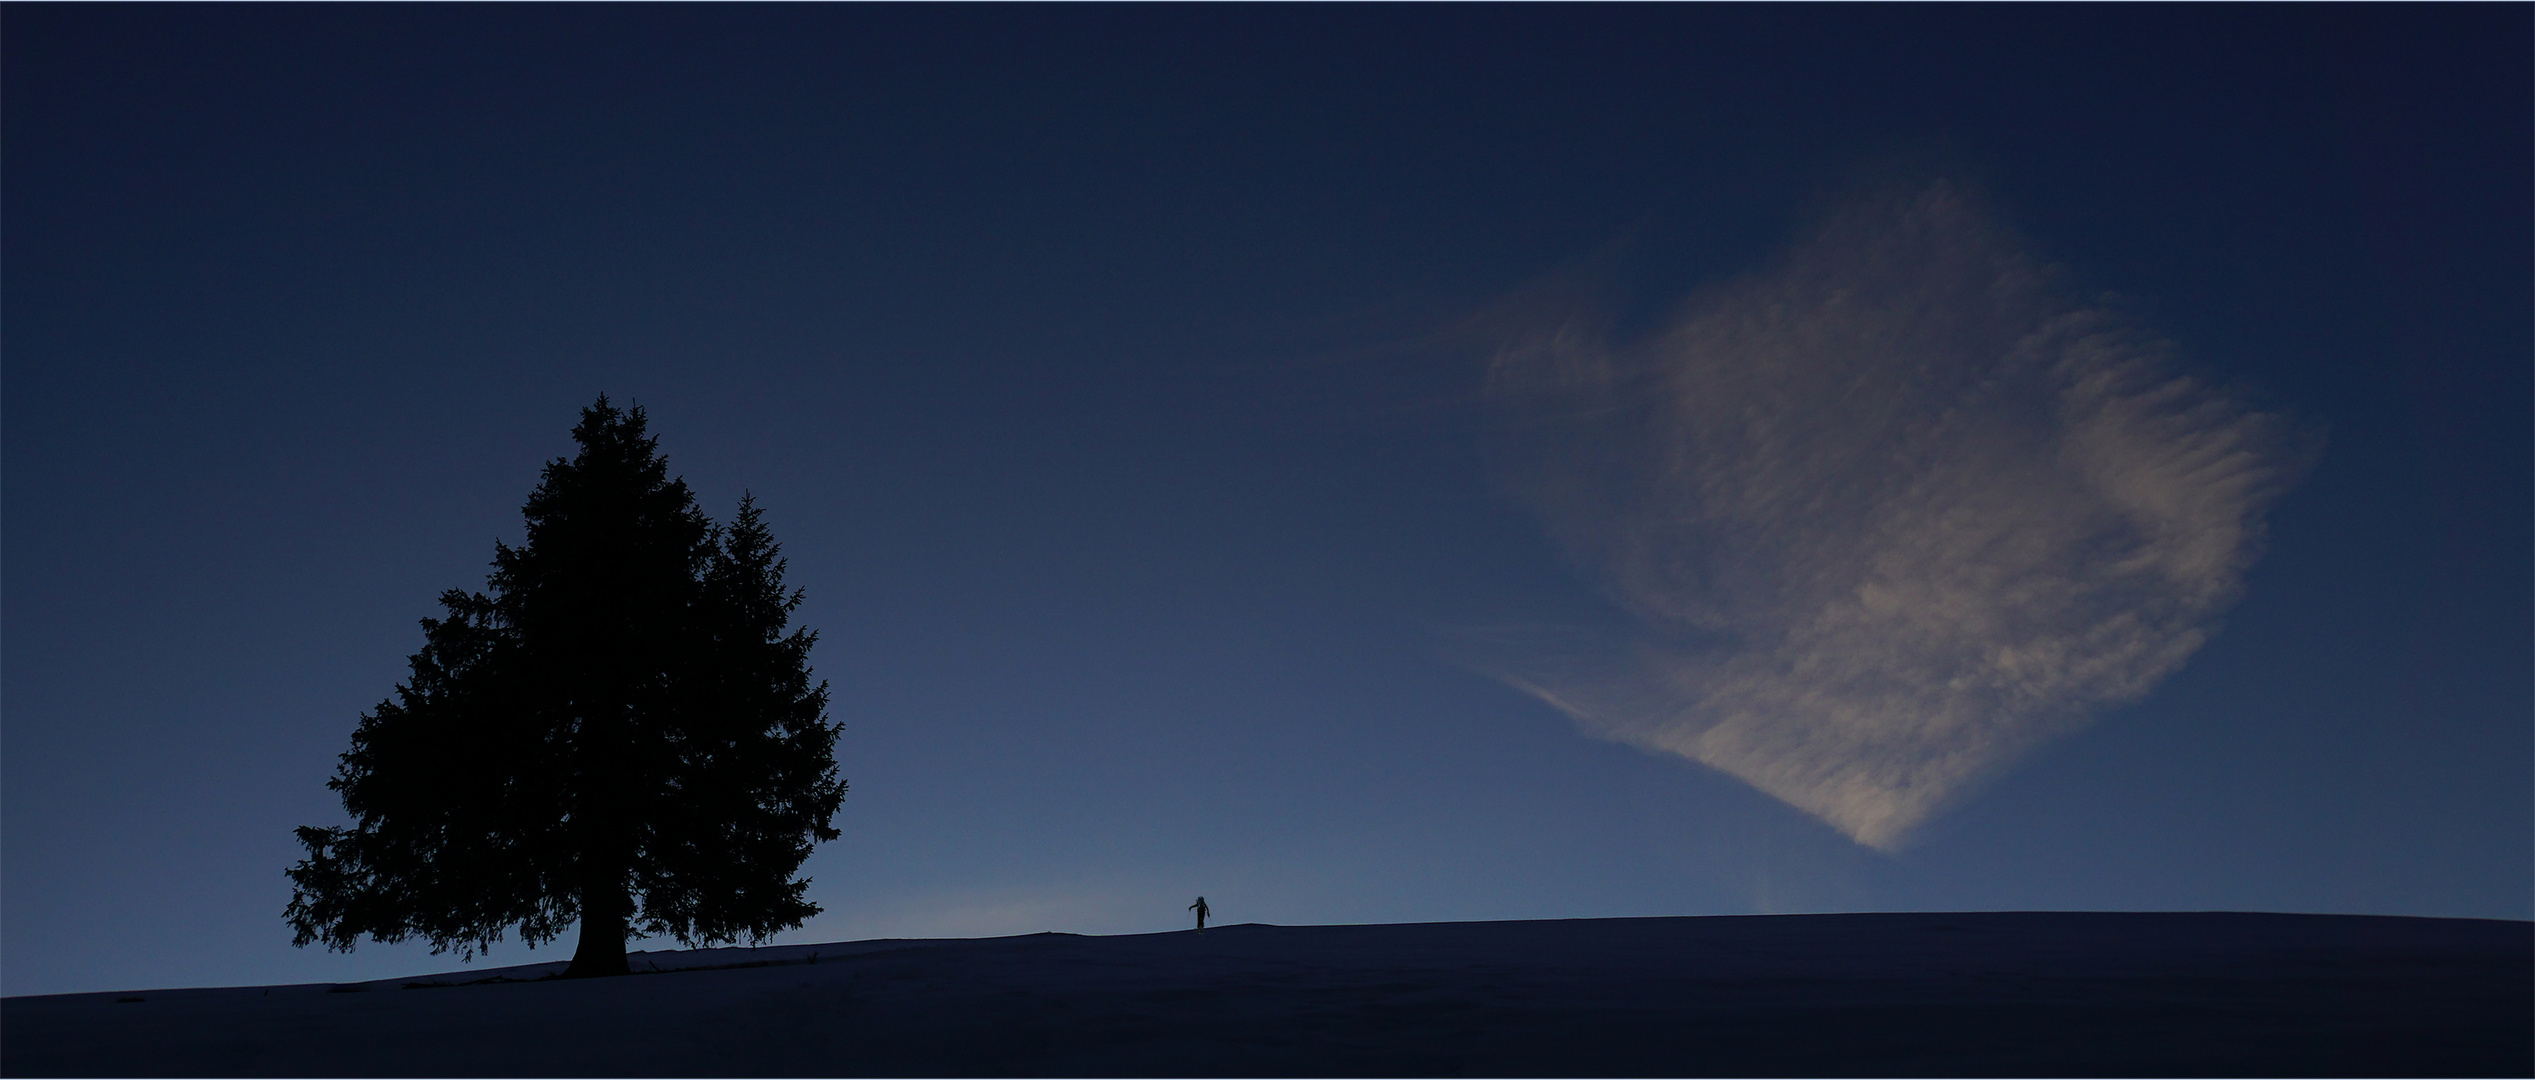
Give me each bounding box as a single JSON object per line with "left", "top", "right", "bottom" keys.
{"left": 4, "top": 912, "right": 2527, "bottom": 1077}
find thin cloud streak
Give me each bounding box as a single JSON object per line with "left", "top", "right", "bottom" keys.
{"left": 1468, "top": 182, "right": 2317, "bottom": 850}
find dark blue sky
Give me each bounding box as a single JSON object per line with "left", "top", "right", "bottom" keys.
{"left": 6, "top": 6, "right": 2527, "bottom": 996}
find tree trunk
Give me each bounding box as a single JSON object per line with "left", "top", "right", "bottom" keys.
{"left": 563, "top": 884, "right": 630, "bottom": 978}
{"left": 563, "top": 686, "right": 634, "bottom": 979}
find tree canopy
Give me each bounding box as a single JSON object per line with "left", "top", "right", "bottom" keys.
{"left": 287, "top": 397, "right": 844, "bottom": 977}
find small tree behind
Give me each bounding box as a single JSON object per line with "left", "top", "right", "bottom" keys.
{"left": 638, "top": 495, "right": 841, "bottom": 947}
{"left": 287, "top": 398, "right": 845, "bottom": 977}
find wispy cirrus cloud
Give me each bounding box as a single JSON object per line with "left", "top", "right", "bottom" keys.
{"left": 1462, "top": 182, "right": 2317, "bottom": 851}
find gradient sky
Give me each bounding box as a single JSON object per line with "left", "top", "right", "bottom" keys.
{"left": 6, "top": 6, "right": 2527, "bottom": 997}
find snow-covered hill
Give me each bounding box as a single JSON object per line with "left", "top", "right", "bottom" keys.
{"left": 5, "top": 912, "right": 2526, "bottom": 1076}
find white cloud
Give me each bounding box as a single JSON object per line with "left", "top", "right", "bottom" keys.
{"left": 1467, "top": 182, "right": 2315, "bottom": 851}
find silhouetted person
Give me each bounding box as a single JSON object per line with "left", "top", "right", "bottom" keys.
{"left": 1190, "top": 896, "right": 1210, "bottom": 933}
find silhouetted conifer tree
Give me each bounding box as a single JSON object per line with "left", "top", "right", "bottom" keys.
{"left": 286, "top": 398, "right": 845, "bottom": 978}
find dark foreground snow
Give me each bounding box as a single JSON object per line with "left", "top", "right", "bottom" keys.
{"left": 5, "top": 912, "right": 2527, "bottom": 1077}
